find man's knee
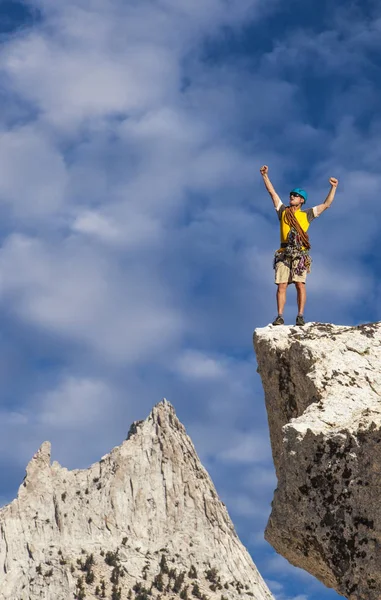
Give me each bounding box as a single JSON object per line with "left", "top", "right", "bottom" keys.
{"left": 277, "top": 283, "right": 288, "bottom": 292}
{"left": 294, "top": 282, "right": 306, "bottom": 290}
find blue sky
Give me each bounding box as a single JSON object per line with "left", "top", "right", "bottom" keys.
{"left": 0, "top": 0, "right": 379, "bottom": 598}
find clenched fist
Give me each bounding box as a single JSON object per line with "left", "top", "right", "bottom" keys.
{"left": 329, "top": 177, "right": 339, "bottom": 187}
{"left": 260, "top": 165, "right": 268, "bottom": 176}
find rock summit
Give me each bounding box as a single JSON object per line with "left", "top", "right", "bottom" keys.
{"left": 0, "top": 399, "right": 274, "bottom": 600}
{"left": 254, "top": 321, "right": 381, "bottom": 600}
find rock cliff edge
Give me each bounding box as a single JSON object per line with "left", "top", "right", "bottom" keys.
{"left": 254, "top": 321, "right": 381, "bottom": 600}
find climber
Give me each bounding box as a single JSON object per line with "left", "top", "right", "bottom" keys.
{"left": 260, "top": 165, "right": 338, "bottom": 326}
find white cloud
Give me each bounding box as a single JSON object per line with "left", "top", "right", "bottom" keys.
{"left": 243, "top": 467, "right": 277, "bottom": 489}
{"left": 1, "top": 0, "right": 265, "bottom": 132}
{"left": 0, "top": 234, "right": 184, "bottom": 363}
{"left": 266, "top": 555, "right": 314, "bottom": 581}
{"left": 0, "top": 126, "right": 67, "bottom": 218}
{"left": 175, "top": 350, "right": 227, "bottom": 380}
{"left": 307, "top": 256, "right": 372, "bottom": 298}
{"left": 248, "top": 530, "right": 269, "bottom": 547}
{"left": 222, "top": 491, "right": 271, "bottom": 519}
{"left": 38, "top": 376, "right": 112, "bottom": 428}
{"left": 266, "top": 579, "right": 284, "bottom": 593}
{"left": 72, "top": 212, "right": 124, "bottom": 244}
{"left": 71, "top": 209, "right": 162, "bottom": 248}
{"left": 3, "top": 33, "right": 177, "bottom": 128}
{"left": 219, "top": 433, "right": 273, "bottom": 465}
{"left": 267, "top": 579, "right": 309, "bottom": 600}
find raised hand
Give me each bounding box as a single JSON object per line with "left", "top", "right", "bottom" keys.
{"left": 260, "top": 165, "right": 269, "bottom": 176}
{"left": 329, "top": 177, "right": 339, "bottom": 187}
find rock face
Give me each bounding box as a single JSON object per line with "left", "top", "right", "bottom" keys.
{"left": 0, "top": 399, "right": 274, "bottom": 600}
{"left": 254, "top": 322, "right": 381, "bottom": 600}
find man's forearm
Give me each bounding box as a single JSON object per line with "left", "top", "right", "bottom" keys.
{"left": 262, "top": 174, "right": 277, "bottom": 196}
{"left": 323, "top": 186, "right": 337, "bottom": 208}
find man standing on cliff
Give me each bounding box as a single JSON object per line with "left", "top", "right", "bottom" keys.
{"left": 260, "top": 165, "right": 338, "bottom": 326}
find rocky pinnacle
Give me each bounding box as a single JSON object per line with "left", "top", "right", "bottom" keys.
{"left": 254, "top": 321, "right": 381, "bottom": 600}
{"left": 0, "top": 399, "right": 274, "bottom": 600}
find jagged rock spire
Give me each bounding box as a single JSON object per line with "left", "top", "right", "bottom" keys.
{"left": 0, "top": 399, "right": 274, "bottom": 600}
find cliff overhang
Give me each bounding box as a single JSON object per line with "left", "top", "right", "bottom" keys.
{"left": 254, "top": 322, "right": 381, "bottom": 600}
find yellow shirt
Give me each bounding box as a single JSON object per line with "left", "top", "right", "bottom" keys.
{"left": 276, "top": 203, "right": 318, "bottom": 245}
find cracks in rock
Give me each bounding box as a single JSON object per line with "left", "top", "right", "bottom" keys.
{"left": 364, "top": 375, "right": 381, "bottom": 397}
{"left": 126, "top": 420, "right": 144, "bottom": 441}
{"left": 160, "top": 458, "right": 168, "bottom": 516}
{"left": 203, "top": 494, "right": 210, "bottom": 525}
{"left": 145, "top": 449, "right": 151, "bottom": 465}
{"left": 277, "top": 351, "right": 298, "bottom": 420}
{"left": 346, "top": 345, "right": 371, "bottom": 357}
{"left": 26, "top": 542, "right": 33, "bottom": 560}
{"left": 345, "top": 345, "right": 375, "bottom": 372}
{"left": 129, "top": 478, "right": 134, "bottom": 499}
{"left": 53, "top": 495, "right": 62, "bottom": 533}
{"left": 1, "top": 524, "right": 7, "bottom": 573}
{"left": 156, "top": 433, "right": 169, "bottom": 516}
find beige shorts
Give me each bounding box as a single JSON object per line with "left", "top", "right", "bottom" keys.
{"left": 275, "top": 260, "right": 307, "bottom": 284}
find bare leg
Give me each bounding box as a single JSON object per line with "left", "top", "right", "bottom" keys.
{"left": 276, "top": 283, "right": 288, "bottom": 314}
{"left": 295, "top": 282, "right": 306, "bottom": 315}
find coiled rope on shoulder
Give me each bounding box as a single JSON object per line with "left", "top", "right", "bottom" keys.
{"left": 284, "top": 207, "right": 311, "bottom": 249}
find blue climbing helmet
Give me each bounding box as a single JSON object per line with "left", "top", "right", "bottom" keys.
{"left": 290, "top": 188, "right": 308, "bottom": 203}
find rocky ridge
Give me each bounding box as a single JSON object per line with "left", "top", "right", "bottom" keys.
{"left": 254, "top": 321, "right": 381, "bottom": 600}
{"left": 0, "top": 399, "right": 274, "bottom": 600}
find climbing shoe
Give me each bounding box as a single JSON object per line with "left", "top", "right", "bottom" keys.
{"left": 296, "top": 315, "right": 305, "bottom": 326}
{"left": 272, "top": 315, "right": 284, "bottom": 326}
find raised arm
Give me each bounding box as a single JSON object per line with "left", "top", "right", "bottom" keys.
{"left": 315, "top": 177, "right": 339, "bottom": 216}
{"left": 260, "top": 165, "right": 282, "bottom": 209}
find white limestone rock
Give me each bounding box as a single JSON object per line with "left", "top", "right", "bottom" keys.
{"left": 0, "top": 399, "right": 274, "bottom": 600}
{"left": 254, "top": 321, "right": 381, "bottom": 600}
